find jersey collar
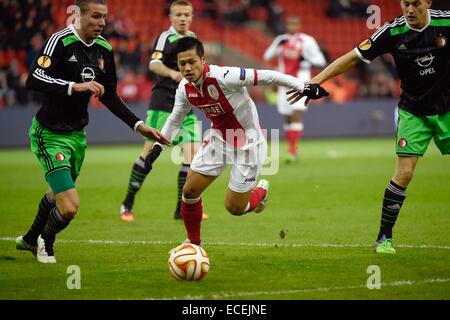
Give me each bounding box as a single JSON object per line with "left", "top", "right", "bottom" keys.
{"left": 405, "top": 9, "right": 431, "bottom": 33}
{"left": 69, "top": 24, "right": 97, "bottom": 47}
{"left": 170, "top": 26, "right": 191, "bottom": 37}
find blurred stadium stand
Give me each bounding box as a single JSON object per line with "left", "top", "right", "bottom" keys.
{"left": 0, "top": 0, "right": 448, "bottom": 146}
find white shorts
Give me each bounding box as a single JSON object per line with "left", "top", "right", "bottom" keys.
{"left": 277, "top": 86, "right": 308, "bottom": 115}
{"left": 190, "top": 133, "right": 267, "bottom": 193}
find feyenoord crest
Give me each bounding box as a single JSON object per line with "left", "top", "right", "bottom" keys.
{"left": 398, "top": 138, "right": 408, "bottom": 148}
{"left": 358, "top": 39, "right": 372, "bottom": 51}
{"left": 207, "top": 84, "right": 219, "bottom": 100}
{"left": 55, "top": 152, "right": 65, "bottom": 162}
{"left": 436, "top": 36, "right": 447, "bottom": 48}
{"left": 98, "top": 55, "right": 105, "bottom": 72}
{"left": 37, "top": 55, "right": 52, "bottom": 68}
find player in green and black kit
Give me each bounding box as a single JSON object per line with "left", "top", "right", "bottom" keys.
{"left": 15, "top": 0, "right": 170, "bottom": 263}
{"left": 119, "top": 0, "right": 206, "bottom": 222}
{"left": 288, "top": 0, "right": 449, "bottom": 254}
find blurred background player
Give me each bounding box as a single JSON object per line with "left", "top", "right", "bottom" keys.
{"left": 145, "top": 37, "right": 328, "bottom": 246}
{"left": 15, "top": 0, "right": 170, "bottom": 263}
{"left": 263, "top": 15, "right": 326, "bottom": 163}
{"left": 288, "top": 0, "right": 449, "bottom": 254}
{"left": 119, "top": 0, "right": 206, "bottom": 221}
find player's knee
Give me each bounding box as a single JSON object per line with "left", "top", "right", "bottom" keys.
{"left": 225, "top": 203, "right": 245, "bottom": 216}
{"left": 59, "top": 201, "right": 79, "bottom": 220}
{"left": 395, "top": 168, "right": 414, "bottom": 185}
{"left": 183, "top": 185, "right": 201, "bottom": 200}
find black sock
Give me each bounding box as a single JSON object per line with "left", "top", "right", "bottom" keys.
{"left": 41, "top": 207, "right": 71, "bottom": 254}
{"left": 122, "top": 156, "right": 147, "bottom": 211}
{"left": 377, "top": 180, "right": 406, "bottom": 240}
{"left": 174, "top": 164, "right": 190, "bottom": 216}
{"left": 23, "top": 192, "right": 55, "bottom": 246}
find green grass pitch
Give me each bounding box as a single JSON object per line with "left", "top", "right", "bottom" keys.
{"left": 0, "top": 138, "right": 449, "bottom": 300}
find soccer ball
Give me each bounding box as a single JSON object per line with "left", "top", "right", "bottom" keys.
{"left": 168, "top": 243, "right": 210, "bottom": 281}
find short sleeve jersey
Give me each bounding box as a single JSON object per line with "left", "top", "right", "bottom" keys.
{"left": 354, "top": 10, "right": 450, "bottom": 116}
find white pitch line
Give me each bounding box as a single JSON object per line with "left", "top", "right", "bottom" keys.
{"left": 1, "top": 237, "right": 450, "bottom": 250}
{"left": 145, "top": 278, "right": 450, "bottom": 300}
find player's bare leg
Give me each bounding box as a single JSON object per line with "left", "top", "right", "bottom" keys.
{"left": 375, "top": 156, "right": 418, "bottom": 254}
{"left": 181, "top": 171, "right": 217, "bottom": 245}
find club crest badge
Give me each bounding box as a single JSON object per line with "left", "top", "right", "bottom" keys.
{"left": 98, "top": 56, "right": 105, "bottom": 72}
{"left": 436, "top": 36, "right": 447, "bottom": 48}
{"left": 55, "top": 152, "right": 65, "bottom": 162}
{"left": 207, "top": 84, "right": 219, "bottom": 100}
{"left": 398, "top": 138, "right": 408, "bottom": 148}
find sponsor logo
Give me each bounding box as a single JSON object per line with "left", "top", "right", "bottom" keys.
{"left": 37, "top": 55, "right": 52, "bottom": 68}
{"left": 244, "top": 177, "right": 256, "bottom": 182}
{"left": 358, "top": 39, "right": 372, "bottom": 51}
{"left": 387, "top": 203, "right": 401, "bottom": 210}
{"left": 55, "top": 152, "right": 65, "bottom": 162}
{"left": 188, "top": 93, "right": 198, "bottom": 98}
{"left": 198, "top": 103, "right": 226, "bottom": 116}
{"left": 68, "top": 55, "right": 78, "bottom": 62}
{"left": 436, "top": 36, "right": 447, "bottom": 48}
{"left": 415, "top": 53, "right": 435, "bottom": 67}
{"left": 239, "top": 68, "right": 246, "bottom": 80}
{"left": 151, "top": 51, "right": 163, "bottom": 60}
{"left": 397, "top": 43, "right": 407, "bottom": 50}
{"left": 207, "top": 84, "right": 219, "bottom": 100}
{"left": 81, "top": 67, "right": 96, "bottom": 82}
{"left": 224, "top": 70, "right": 230, "bottom": 78}
{"left": 398, "top": 138, "right": 407, "bottom": 148}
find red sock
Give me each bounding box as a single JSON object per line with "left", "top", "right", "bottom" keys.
{"left": 286, "top": 130, "right": 302, "bottom": 155}
{"left": 246, "top": 187, "right": 267, "bottom": 213}
{"left": 181, "top": 198, "right": 203, "bottom": 245}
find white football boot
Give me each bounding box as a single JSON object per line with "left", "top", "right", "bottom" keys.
{"left": 37, "top": 235, "right": 56, "bottom": 264}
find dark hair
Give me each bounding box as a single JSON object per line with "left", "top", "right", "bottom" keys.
{"left": 76, "top": 0, "right": 106, "bottom": 13}
{"left": 175, "top": 37, "right": 204, "bottom": 57}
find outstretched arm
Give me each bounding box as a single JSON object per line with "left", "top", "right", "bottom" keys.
{"left": 310, "top": 49, "right": 359, "bottom": 84}
{"left": 287, "top": 49, "right": 359, "bottom": 105}
{"left": 220, "top": 67, "right": 328, "bottom": 100}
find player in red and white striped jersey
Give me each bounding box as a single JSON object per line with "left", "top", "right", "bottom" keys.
{"left": 264, "top": 15, "right": 326, "bottom": 162}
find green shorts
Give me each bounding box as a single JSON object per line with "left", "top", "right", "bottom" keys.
{"left": 396, "top": 109, "right": 450, "bottom": 156}
{"left": 29, "top": 117, "right": 87, "bottom": 193}
{"left": 145, "top": 109, "right": 202, "bottom": 145}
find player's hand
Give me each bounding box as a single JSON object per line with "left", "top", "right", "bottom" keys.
{"left": 169, "top": 70, "right": 183, "bottom": 83}
{"left": 144, "top": 144, "right": 163, "bottom": 173}
{"left": 72, "top": 81, "right": 105, "bottom": 98}
{"left": 136, "top": 123, "right": 171, "bottom": 146}
{"left": 287, "top": 83, "right": 329, "bottom": 105}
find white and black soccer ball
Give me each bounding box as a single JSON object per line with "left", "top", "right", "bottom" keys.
{"left": 168, "top": 243, "right": 210, "bottom": 281}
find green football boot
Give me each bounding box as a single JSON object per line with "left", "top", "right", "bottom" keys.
{"left": 374, "top": 235, "right": 396, "bottom": 254}
{"left": 16, "top": 236, "right": 37, "bottom": 256}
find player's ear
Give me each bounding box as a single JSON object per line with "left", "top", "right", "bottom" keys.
{"left": 426, "top": 0, "right": 432, "bottom": 8}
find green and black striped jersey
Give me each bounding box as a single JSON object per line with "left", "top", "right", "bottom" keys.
{"left": 148, "top": 26, "right": 196, "bottom": 112}
{"left": 26, "top": 25, "right": 141, "bottom": 133}
{"left": 355, "top": 9, "right": 450, "bottom": 116}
